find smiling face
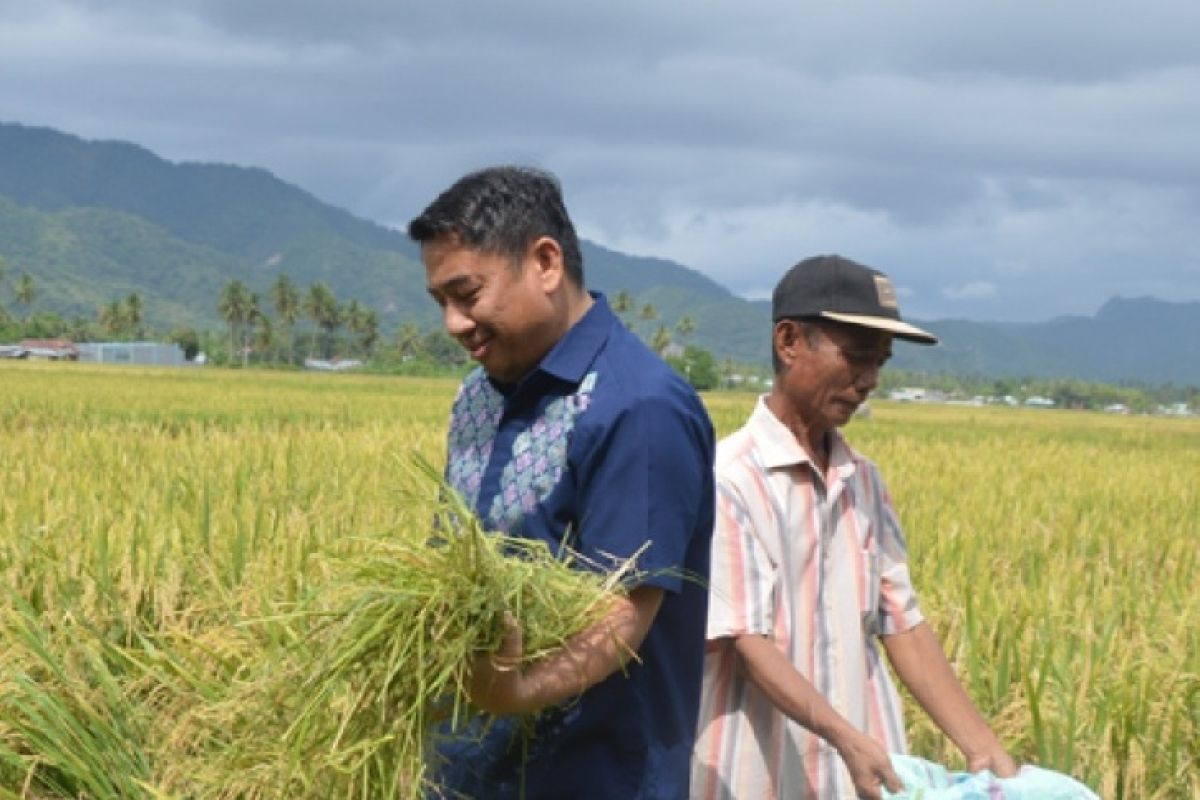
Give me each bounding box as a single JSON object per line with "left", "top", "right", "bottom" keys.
{"left": 769, "top": 318, "right": 893, "bottom": 450}
{"left": 422, "top": 235, "right": 569, "bottom": 385}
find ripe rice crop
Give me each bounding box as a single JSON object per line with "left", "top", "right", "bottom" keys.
{"left": 143, "top": 477, "right": 624, "bottom": 799}
{"left": 1, "top": 362, "right": 1197, "bottom": 798}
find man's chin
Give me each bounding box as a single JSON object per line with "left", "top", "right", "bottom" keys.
{"left": 480, "top": 358, "right": 519, "bottom": 385}
{"left": 831, "top": 402, "right": 858, "bottom": 425}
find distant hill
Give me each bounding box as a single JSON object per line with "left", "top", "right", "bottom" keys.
{"left": 1, "top": 121, "right": 1198, "bottom": 385}
{"left": 0, "top": 121, "right": 766, "bottom": 360}
{"left": 895, "top": 297, "right": 1200, "bottom": 386}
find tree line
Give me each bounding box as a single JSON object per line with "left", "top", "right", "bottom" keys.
{"left": 0, "top": 259, "right": 732, "bottom": 388}
{"left": 215, "top": 275, "right": 381, "bottom": 367}
{"left": 877, "top": 369, "right": 1200, "bottom": 415}
{"left": 1, "top": 257, "right": 1195, "bottom": 407}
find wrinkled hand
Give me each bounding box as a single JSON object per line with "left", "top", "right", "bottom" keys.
{"left": 967, "top": 746, "right": 1019, "bottom": 778}
{"left": 467, "top": 614, "right": 533, "bottom": 716}
{"left": 836, "top": 731, "right": 903, "bottom": 800}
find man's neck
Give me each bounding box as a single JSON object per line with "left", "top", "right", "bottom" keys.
{"left": 563, "top": 286, "right": 594, "bottom": 331}
{"left": 764, "top": 393, "right": 831, "bottom": 472}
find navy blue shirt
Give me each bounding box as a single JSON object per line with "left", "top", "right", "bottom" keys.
{"left": 432, "top": 294, "right": 715, "bottom": 800}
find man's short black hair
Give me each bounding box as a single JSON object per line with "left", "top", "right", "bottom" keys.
{"left": 407, "top": 165, "right": 585, "bottom": 287}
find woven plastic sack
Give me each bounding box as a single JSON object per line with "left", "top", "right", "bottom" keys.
{"left": 881, "top": 754, "right": 1100, "bottom": 799}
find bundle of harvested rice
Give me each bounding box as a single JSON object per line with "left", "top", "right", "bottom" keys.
{"left": 157, "top": 475, "right": 633, "bottom": 799}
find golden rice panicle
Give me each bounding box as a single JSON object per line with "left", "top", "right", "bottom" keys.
{"left": 165, "top": 464, "right": 629, "bottom": 800}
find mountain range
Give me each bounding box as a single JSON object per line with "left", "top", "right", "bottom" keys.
{"left": 1, "top": 121, "right": 1197, "bottom": 386}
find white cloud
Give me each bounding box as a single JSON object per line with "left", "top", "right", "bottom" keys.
{"left": 583, "top": 198, "right": 902, "bottom": 296}
{"left": 942, "top": 282, "right": 998, "bottom": 301}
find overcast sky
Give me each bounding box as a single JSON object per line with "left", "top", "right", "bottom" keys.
{"left": 3, "top": 1, "right": 1199, "bottom": 321}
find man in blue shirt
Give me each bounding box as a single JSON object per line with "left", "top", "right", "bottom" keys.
{"left": 408, "top": 166, "right": 715, "bottom": 799}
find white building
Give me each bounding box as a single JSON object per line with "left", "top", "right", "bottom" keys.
{"left": 77, "top": 342, "right": 187, "bottom": 366}
{"left": 888, "top": 387, "right": 927, "bottom": 402}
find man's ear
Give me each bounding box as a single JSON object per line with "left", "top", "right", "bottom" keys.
{"left": 529, "top": 236, "right": 565, "bottom": 293}
{"left": 773, "top": 320, "right": 805, "bottom": 367}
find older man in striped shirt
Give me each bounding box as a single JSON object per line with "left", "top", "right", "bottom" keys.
{"left": 691, "top": 255, "right": 1016, "bottom": 800}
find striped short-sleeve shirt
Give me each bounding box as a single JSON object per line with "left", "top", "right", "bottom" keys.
{"left": 691, "top": 398, "right": 925, "bottom": 800}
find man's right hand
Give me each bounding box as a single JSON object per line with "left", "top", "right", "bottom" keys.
{"left": 833, "top": 730, "right": 903, "bottom": 800}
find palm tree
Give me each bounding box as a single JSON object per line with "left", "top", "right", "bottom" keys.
{"left": 244, "top": 293, "right": 262, "bottom": 367}
{"left": 14, "top": 272, "right": 36, "bottom": 317}
{"left": 99, "top": 300, "right": 125, "bottom": 337}
{"left": 345, "top": 299, "right": 367, "bottom": 358}
{"left": 217, "top": 279, "right": 254, "bottom": 365}
{"left": 270, "top": 273, "right": 300, "bottom": 365}
{"left": 125, "top": 293, "right": 144, "bottom": 339}
{"left": 358, "top": 308, "right": 379, "bottom": 357}
{"left": 637, "top": 302, "right": 658, "bottom": 341}
{"left": 675, "top": 315, "right": 696, "bottom": 344}
{"left": 394, "top": 321, "right": 422, "bottom": 360}
{"left": 341, "top": 302, "right": 380, "bottom": 359}
{"left": 304, "top": 282, "right": 340, "bottom": 359}
{"left": 251, "top": 308, "right": 273, "bottom": 364}
{"left": 611, "top": 289, "right": 634, "bottom": 328}
{"left": 650, "top": 325, "right": 672, "bottom": 356}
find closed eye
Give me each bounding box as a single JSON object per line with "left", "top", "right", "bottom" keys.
{"left": 844, "top": 350, "right": 891, "bottom": 369}
{"left": 428, "top": 277, "right": 481, "bottom": 308}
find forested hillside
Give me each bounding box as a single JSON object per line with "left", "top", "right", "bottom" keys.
{"left": 2, "top": 120, "right": 1198, "bottom": 385}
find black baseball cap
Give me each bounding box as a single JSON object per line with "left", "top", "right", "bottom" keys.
{"left": 771, "top": 254, "right": 937, "bottom": 345}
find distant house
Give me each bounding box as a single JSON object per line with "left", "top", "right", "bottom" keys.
{"left": 1158, "top": 403, "right": 1192, "bottom": 417}
{"left": 946, "top": 395, "right": 987, "bottom": 407}
{"left": 1025, "top": 396, "right": 1056, "bottom": 408}
{"left": 888, "top": 387, "right": 927, "bottom": 402}
{"left": 76, "top": 342, "right": 187, "bottom": 366}
{"left": 18, "top": 338, "right": 79, "bottom": 360}
{"left": 304, "top": 357, "right": 363, "bottom": 372}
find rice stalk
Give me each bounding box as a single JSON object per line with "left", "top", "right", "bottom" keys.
{"left": 149, "top": 466, "right": 628, "bottom": 799}
{"left": 0, "top": 598, "right": 155, "bottom": 799}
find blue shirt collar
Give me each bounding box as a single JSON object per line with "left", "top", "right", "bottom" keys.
{"left": 538, "top": 291, "right": 614, "bottom": 384}
{"left": 488, "top": 291, "right": 615, "bottom": 397}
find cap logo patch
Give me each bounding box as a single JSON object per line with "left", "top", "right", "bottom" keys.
{"left": 873, "top": 274, "right": 898, "bottom": 309}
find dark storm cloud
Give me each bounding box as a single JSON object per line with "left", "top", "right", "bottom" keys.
{"left": 2, "top": 0, "right": 1199, "bottom": 320}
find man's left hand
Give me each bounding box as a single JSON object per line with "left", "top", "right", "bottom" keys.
{"left": 468, "top": 614, "right": 534, "bottom": 715}
{"left": 967, "top": 747, "right": 1019, "bottom": 778}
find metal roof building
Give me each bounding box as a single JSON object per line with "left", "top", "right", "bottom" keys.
{"left": 76, "top": 342, "right": 187, "bottom": 366}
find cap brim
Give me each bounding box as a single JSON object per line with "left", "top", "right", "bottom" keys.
{"left": 820, "top": 311, "right": 938, "bottom": 345}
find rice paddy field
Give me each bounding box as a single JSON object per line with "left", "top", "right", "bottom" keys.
{"left": 1, "top": 361, "right": 1196, "bottom": 798}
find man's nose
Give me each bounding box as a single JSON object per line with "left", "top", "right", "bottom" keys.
{"left": 855, "top": 363, "right": 880, "bottom": 393}
{"left": 442, "top": 302, "right": 474, "bottom": 338}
